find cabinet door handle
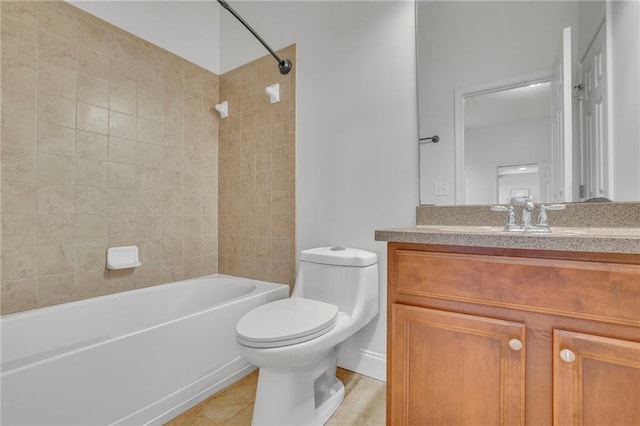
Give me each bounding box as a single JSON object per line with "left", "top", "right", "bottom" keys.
{"left": 559, "top": 348, "right": 576, "bottom": 363}
{"left": 508, "top": 338, "right": 523, "bottom": 351}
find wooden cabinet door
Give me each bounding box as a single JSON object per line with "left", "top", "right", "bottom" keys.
{"left": 389, "top": 304, "right": 526, "bottom": 425}
{"left": 553, "top": 330, "right": 640, "bottom": 426}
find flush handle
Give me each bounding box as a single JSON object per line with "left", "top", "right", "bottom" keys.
{"left": 560, "top": 348, "right": 576, "bottom": 363}
{"left": 508, "top": 338, "right": 523, "bottom": 351}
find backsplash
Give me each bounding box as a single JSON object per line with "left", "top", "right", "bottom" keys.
{"left": 416, "top": 202, "right": 640, "bottom": 228}
{"left": 1, "top": 2, "right": 220, "bottom": 313}
{"left": 218, "top": 45, "right": 296, "bottom": 289}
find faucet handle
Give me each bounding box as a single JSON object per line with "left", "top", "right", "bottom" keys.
{"left": 537, "top": 204, "right": 566, "bottom": 227}
{"left": 491, "top": 205, "right": 519, "bottom": 230}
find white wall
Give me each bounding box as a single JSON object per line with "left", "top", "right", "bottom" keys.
{"left": 69, "top": 1, "right": 221, "bottom": 73}
{"left": 611, "top": 1, "right": 640, "bottom": 201}
{"left": 417, "top": 1, "right": 579, "bottom": 205}
{"left": 220, "top": 1, "right": 419, "bottom": 380}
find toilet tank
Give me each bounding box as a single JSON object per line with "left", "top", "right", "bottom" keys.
{"left": 292, "top": 247, "right": 378, "bottom": 317}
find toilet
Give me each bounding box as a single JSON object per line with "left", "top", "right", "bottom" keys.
{"left": 235, "top": 246, "right": 379, "bottom": 426}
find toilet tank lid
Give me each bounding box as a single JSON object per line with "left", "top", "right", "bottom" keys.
{"left": 300, "top": 247, "right": 377, "bottom": 267}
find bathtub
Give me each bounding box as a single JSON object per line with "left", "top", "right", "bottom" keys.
{"left": 0, "top": 274, "right": 289, "bottom": 426}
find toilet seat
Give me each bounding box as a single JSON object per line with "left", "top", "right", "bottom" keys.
{"left": 236, "top": 298, "right": 338, "bottom": 348}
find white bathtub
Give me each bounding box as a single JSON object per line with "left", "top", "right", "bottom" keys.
{"left": 0, "top": 274, "right": 289, "bottom": 426}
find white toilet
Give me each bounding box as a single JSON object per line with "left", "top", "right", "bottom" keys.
{"left": 235, "top": 246, "right": 379, "bottom": 426}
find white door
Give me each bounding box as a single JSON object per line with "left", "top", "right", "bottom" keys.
{"left": 580, "top": 21, "right": 610, "bottom": 200}
{"left": 550, "top": 27, "right": 573, "bottom": 202}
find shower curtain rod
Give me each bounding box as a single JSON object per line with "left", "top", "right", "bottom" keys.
{"left": 217, "top": 0, "right": 292, "bottom": 75}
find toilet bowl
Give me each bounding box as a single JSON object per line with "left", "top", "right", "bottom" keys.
{"left": 235, "top": 247, "right": 379, "bottom": 426}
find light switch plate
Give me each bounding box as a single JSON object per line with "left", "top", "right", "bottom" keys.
{"left": 434, "top": 181, "right": 450, "bottom": 196}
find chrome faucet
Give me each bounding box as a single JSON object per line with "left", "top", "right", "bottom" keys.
{"left": 491, "top": 197, "right": 566, "bottom": 233}
{"left": 521, "top": 197, "right": 535, "bottom": 231}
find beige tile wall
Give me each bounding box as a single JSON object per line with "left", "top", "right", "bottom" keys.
{"left": 1, "top": 1, "right": 220, "bottom": 314}
{"left": 218, "top": 46, "right": 296, "bottom": 289}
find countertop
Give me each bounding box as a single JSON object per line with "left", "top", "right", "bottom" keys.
{"left": 375, "top": 225, "right": 640, "bottom": 254}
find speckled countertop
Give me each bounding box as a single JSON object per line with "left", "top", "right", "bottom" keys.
{"left": 375, "top": 226, "right": 640, "bottom": 254}
{"left": 375, "top": 202, "right": 640, "bottom": 254}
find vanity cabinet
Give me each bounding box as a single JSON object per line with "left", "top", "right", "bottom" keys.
{"left": 386, "top": 242, "right": 640, "bottom": 425}
{"left": 390, "top": 304, "right": 526, "bottom": 424}
{"left": 553, "top": 329, "right": 640, "bottom": 425}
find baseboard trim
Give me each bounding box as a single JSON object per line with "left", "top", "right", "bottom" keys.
{"left": 338, "top": 346, "right": 386, "bottom": 382}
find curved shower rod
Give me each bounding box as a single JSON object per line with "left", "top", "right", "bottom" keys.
{"left": 217, "top": 0, "right": 292, "bottom": 75}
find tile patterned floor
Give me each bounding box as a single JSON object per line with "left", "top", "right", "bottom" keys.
{"left": 165, "top": 368, "right": 386, "bottom": 425}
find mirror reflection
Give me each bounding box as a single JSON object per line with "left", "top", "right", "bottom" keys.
{"left": 417, "top": 1, "right": 640, "bottom": 205}
{"left": 463, "top": 82, "right": 552, "bottom": 205}
{"left": 497, "top": 164, "right": 541, "bottom": 205}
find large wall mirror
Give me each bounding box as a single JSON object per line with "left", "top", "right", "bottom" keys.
{"left": 417, "top": 1, "right": 640, "bottom": 205}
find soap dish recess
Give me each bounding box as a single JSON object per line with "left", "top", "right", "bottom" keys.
{"left": 107, "top": 246, "right": 141, "bottom": 270}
